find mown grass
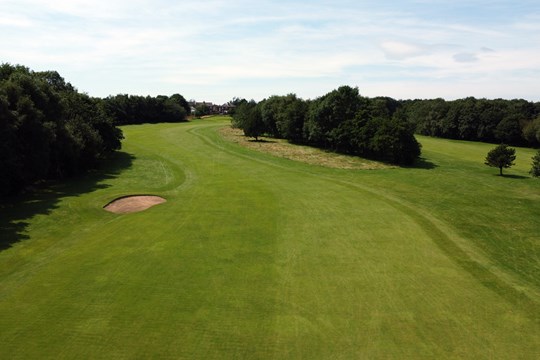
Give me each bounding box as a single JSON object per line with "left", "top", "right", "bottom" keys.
{"left": 0, "top": 116, "right": 538, "bottom": 359}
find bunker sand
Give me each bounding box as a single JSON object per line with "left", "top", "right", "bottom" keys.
{"left": 104, "top": 195, "right": 166, "bottom": 214}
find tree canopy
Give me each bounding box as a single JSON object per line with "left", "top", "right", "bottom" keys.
{"left": 101, "top": 93, "right": 189, "bottom": 125}
{"left": 0, "top": 63, "right": 123, "bottom": 196}
{"left": 530, "top": 150, "right": 540, "bottom": 177}
{"left": 231, "top": 87, "right": 422, "bottom": 165}
{"left": 232, "top": 89, "right": 540, "bottom": 166}
{"left": 403, "top": 97, "right": 540, "bottom": 147}
{"left": 233, "top": 100, "right": 265, "bottom": 141}
{"left": 484, "top": 144, "right": 516, "bottom": 176}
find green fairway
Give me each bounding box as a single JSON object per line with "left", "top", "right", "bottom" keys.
{"left": 1, "top": 117, "right": 539, "bottom": 359}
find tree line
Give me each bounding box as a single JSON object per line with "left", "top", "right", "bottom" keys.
{"left": 0, "top": 63, "right": 194, "bottom": 197}
{"left": 0, "top": 64, "right": 124, "bottom": 196}
{"left": 232, "top": 90, "right": 540, "bottom": 165}
{"left": 102, "top": 93, "right": 190, "bottom": 125}
{"left": 232, "top": 86, "right": 421, "bottom": 165}
{"left": 3, "top": 62, "right": 537, "bottom": 197}
{"left": 402, "top": 97, "right": 540, "bottom": 147}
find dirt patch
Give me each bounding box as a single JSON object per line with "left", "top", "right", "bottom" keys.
{"left": 219, "top": 127, "right": 393, "bottom": 170}
{"left": 104, "top": 195, "right": 166, "bottom": 214}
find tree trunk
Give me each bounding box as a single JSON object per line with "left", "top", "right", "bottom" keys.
{"left": 499, "top": 166, "right": 503, "bottom": 176}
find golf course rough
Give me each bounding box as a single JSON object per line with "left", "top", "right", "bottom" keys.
{"left": 0, "top": 116, "right": 538, "bottom": 359}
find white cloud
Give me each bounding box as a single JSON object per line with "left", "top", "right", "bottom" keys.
{"left": 1, "top": 0, "right": 539, "bottom": 102}
{"left": 0, "top": 14, "right": 33, "bottom": 27}
{"left": 453, "top": 52, "right": 478, "bottom": 63}
{"left": 380, "top": 41, "right": 428, "bottom": 60}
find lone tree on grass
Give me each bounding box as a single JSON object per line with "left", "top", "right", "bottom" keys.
{"left": 485, "top": 144, "right": 516, "bottom": 176}
{"left": 530, "top": 150, "right": 540, "bottom": 177}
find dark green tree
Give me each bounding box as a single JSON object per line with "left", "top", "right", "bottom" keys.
{"left": 275, "top": 94, "right": 308, "bottom": 143}
{"left": 485, "top": 144, "right": 516, "bottom": 176}
{"left": 229, "top": 98, "right": 247, "bottom": 126}
{"left": 227, "top": 97, "right": 245, "bottom": 117}
{"left": 234, "top": 100, "right": 264, "bottom": 141}
{"left": 101, "top": 94, "right": 187, "bottom": 124}
{"left": 194, "top": 104, "right": 210, "bottom": 118}
{"left": 234, "top": 87, "right": 421, "bottom": 165}
{"left": 259, "top": 96, "right": 280, "bottom": 137}
{"left": 370, "top": 110, "right": 421, "bottom": 164}
{"left": 523, "top": 117, "right": 540, "bottom": 146}
{"left": 495, "top": 115, "right": 523, "bottom": 145}
{"left": 530, "top": 150, "right": 540, "bottom": 177}
{"left": 476, "top": 100, "right": 505, "bottom": 142}
{"left": 402, "top": 97, "right": 540, "bottom": 147}
{"left": 409, "top": 98, "right": 451, "bottom": 138}
{"left": 258, "top": 94, "right": 307, "bottom": 142}
{"left": 0, "top": 63, "right": 124, "bottom": 196}
{"left": 304, "top": 86, "right": 364, "bottom": 147}
{"left": 0, "top": 95, "right": 22, "bottom": 194}
{"left": 169, "top": 93, "right": 191, "bottom": 115}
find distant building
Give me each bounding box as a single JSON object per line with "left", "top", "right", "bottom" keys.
{"left": 188, "top": 101, "right": 235, "bottom": 115}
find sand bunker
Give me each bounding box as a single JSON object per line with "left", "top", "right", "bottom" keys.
{"left": 104, "top": 195, "right": 166, "bottom": 214}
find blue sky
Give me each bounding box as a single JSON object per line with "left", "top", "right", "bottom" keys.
{"left": 1, "top": 0, "right": 539, "bottom": 103}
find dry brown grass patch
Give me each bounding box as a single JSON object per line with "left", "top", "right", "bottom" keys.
{"left": 219, "top": 127, "right": 393, "bottom": 170}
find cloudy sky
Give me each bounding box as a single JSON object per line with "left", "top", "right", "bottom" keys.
{"left": 2, "top": 0, "right": 539, "bottom": 103}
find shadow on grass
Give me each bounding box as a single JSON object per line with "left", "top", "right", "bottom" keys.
{"left": 403, "top": 157, "right": 439, "bottom": 170}
{"left": 247, "top": 138, "right": 276, "bottom": 143}
{"left": 498, "top": 174, "right": 529, "bottom": 180}
{"left": 0, "top": 151, "right": 134, "bottom": 251}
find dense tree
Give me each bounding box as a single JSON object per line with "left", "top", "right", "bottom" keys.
{"left": 233, "top": 100, "right": 265, "bottom": 141}
{"left": 305, "top": 86, "right": 365, "bottom": 147}
{"left": 259, "top": 96, "right": 281, "bottom": 137}
{"left": 275, "top": 95, "right": 308, "bottom": 143}
{"left": 0, "top": 96, "right": 20, "bottom": 192}
{"left": 530, "top": 150, "right": 540, "bottom": 177}
{"left": 412, "top": 98, "right": 450, "bottom": 137}
{"left": 170, "top": 93, "right": 191, "bottom": 115}
{"left": 476, "top": 100, "right": 504, "bottom": 142}
{"left": 370, "top": 110, "right": 421, "bottom": 164}
{"left": 258, "top": 94, "right": 307, "bottom": 142}
{"left": 485, "top": 144, "right": 516, "bottom": 176}
{"left": 230, "top": 98, "right": 247, "bottom": 127}
{"left": 403, "top": 97, "right": 540, "bottom": 146}
{"left": 523, "top": 117, "right": 540, "bottom": 146}
{"left": 232, "top": 87, "right": 421, "bottom": 165}
{"left": 494, "top": 114, "right": 523, "bottom": 145}
{"left": 194, "top": 103, "right": 210, "bottom": 118}
{"left": 227, "top": 97, "right": 245, "bottom": 116}
{"left": 0, "top": 63, "right": 123, "bottom": 196}
{"left": 455, "top": 97, "right": 479, "bottom": 140}
{"left": 235, "top": 93, "right": 540, "bottom": 155}
{"left": 63, "top": 91, "right": 123, "bottom": 169}
{"left": 369, "top": 97, "right": 401, "bottom": 118}
{"left": 102, "top": 94, "right": 187, "bottom": 124}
